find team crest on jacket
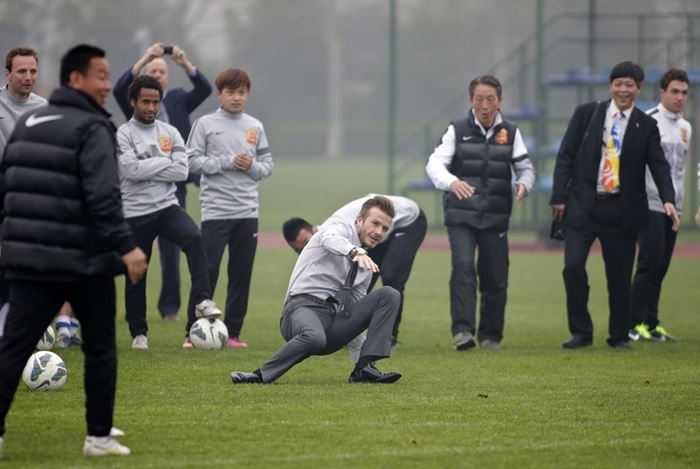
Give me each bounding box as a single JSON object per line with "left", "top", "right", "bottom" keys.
{"left": 246, "top": 129, "right": 257, "bottom": 145}
{"left": 494, "top": 128, "right": 509, "bottom": 144}
{"left": 681, "top": 127, "right": 688, "bottom": 144}
{"left": 159, "top": 136, "right": 172, "bottom": 153}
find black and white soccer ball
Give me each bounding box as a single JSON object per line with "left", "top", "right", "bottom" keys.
{"left": 35, "top": 325, "right": 56, "bottom": 351}
{"left": 189, "top": 318, "right": 228, "bottom": 350}
{"left": 22, "top": 351, "right": 67, "bottom": 391}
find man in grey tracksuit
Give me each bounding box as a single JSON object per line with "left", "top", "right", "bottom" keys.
{"left": 117, "top": 75, "right": 220, "bottom": 349}
{"left": 629, "top": 68, "right": 693, "bottom": 341}
{"left": 231, "top": 196, "right": 402, "bottom": 384}
{"left": 0, "top": 47, "right": 47, "bottom": 155}
{"left": 187, "top": 69, "right": 273, "bottom": 348}
{"left": 0, "top": 47, "right": 48, "bottom": 341}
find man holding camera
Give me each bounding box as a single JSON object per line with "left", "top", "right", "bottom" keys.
{"left": 113, "top": 42, "right": 212, "bottom": 322}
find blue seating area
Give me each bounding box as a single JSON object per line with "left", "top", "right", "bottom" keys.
{"left": 548, "top": 67, "right": 609, "bottom": 86}
{"left": 549, "top": 66, "right": 700, "bottom": 86}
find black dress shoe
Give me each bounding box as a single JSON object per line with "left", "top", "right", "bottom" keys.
{"left": 607, "top": 339, "right": 632, "bottom": 349}
{"left": 348, "top": 363, "right": 401, "bottom": 384}
{"left": 231, "top": 371, "right": 262, "bottom": 384}
{"left": 562, "top": 335, "right": 593, "bottom": 349}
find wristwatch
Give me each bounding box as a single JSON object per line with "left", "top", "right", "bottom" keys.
{"left": 349, "top": 247, "right": 367, "bottom": 259}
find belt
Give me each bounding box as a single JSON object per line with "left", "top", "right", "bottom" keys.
{"left": 286, "top": 294, "right": 338, "bottom": 306}
{"left": 596, "top": 192, "right": 620, "bottom": 200}
{"left": 286, "top": 293, "right": 341, "bottom": 317}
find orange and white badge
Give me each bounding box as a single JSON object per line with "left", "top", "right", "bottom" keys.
{"left": 494, "top": 128, "right": 509, "bottom": 144}
{"left": 246, "top": 129, "right": 257, "bottom": 145}
{"left": 159, "top": 136, "right": 173, "bottom": 153}
{"left": 680, "top": 127, "right": 688, "bottom": 144}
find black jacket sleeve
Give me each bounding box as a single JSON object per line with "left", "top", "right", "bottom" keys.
{"left": 184, "top": 69, "right": 213, "bottom": 113}
{"left": 113, "top": 68, "right": 136, "bottom": 120}
{"left": 550, "top": 103, "right": 594, "bottom": 205}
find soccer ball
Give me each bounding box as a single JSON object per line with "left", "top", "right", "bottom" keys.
{"left": 22, "top": 351, "right": 68, "bottom": 391}
{"left": 189, "top": 318, "right": 228, "bottom": 350}
{"left": 36, "top": 325, "right": 56, "bottom": 351}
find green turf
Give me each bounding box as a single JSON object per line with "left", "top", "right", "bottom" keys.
{"left": 3, "top": 158, "right": 699, "bottom": 466}
{"left": 3, "top": 246, "right": 699, "bottom": 468}
{"left": 259, "top": 157, "right": 700, "bottom": 237}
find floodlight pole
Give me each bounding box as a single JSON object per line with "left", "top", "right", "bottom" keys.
{"left": 388, "top": 0, "right": 397, "bottom": 194}
{"left": 535, "top": 0, "right": 544, "bottom": 226}
{"left": 587, "top": 0, "right": 597, "bottom": 101}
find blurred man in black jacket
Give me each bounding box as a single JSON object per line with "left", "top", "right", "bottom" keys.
{"left": 0, "top": 44, "right": 146, "bottom": 458}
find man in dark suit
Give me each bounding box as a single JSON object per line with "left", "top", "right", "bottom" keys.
{"left": 550, "top": 61, "right": 679, "bottom": 349}
{"left": 113, "top": 42, "right": 212, "bottom": 321}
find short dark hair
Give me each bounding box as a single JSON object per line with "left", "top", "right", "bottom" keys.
{"left": 128, "top": 74, "right": 163, "bottom": 102}
{"left": 282, "top": 218, "right": 313, "bottom": 243}
{"left": 5, "top": 46, "right": 38, "bottom": 72}
{"left": 659, "top": 68, "right": 689, "bottom": 91}
{"left": 469, "top": 75, "right": 502, "bottom": 98}
{"left": 359, "top": 195, "right": 395, "bottom": 220}
{"left": 609, "top": 61, "right": 644, "bottom": 87}
{"left": 215, "top": 68, "right": 251, "bottom": 92}
{"left": 59, "top": 44, "right": 105, "bottom": 86}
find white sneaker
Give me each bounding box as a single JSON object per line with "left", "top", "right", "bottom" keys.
{"left": 83, "top": 436, "right": 131, "bottom": 456}
{"left": 131, "top": 335, "right": 148, "bottom": 349}
{"left": 0, "top": 435, "right": 4, "bottom": 458}
{"left": 109, "top": 427, "right": 125, "bottom": 437}
{"left": 195, "top": 299, "right": 222, "bottom": 319}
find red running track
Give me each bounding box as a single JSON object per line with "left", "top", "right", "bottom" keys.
{"left": 257, "top": 233, "right": 700, "bottom": 258}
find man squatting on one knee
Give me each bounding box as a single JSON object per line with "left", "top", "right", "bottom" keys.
{"left": 231, "top": 196, "right": 402, "bottom": 384}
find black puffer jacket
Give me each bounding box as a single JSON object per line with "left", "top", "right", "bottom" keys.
{"left": 0, "top": 87, "right": 135, "bottom": 281}
{"left": 443, "top": 114, "right": 518, "bottom": 231}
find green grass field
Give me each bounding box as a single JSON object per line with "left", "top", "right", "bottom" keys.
{"left": 2, "top": 159, "right": 699, "bottom": 467}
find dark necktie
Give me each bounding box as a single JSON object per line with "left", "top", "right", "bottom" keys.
{"left": 334, "top": 261, "right": 358, "bottom": 317}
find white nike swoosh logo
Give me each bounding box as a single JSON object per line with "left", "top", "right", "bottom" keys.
{"left": 25, "top": 114, "right": 63, "bottom": 127}
{"left": 394, "top": 232, "right": 405, "bottom": 237}
{"left": 462, "top": 136, "right": 475, "bottom": 141}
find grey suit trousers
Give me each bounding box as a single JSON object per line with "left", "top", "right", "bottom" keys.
{"left": 259, "top": 286, "right": 400, "bottom": 383}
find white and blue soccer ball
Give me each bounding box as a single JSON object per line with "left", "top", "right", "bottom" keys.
{"left": 22, "top": 351, "right": 67, "bottom": 391}
{"left": 189, "top": 318, "right": 228, "bottom": 350}
{"left": 35, "top": 325, "right": 56, "bottom": 351}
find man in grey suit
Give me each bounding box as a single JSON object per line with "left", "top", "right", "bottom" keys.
{"left": 231, "top": 196, "right": 402, "bottom": 384}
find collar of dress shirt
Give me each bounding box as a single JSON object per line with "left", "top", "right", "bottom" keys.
{"left": 608, "top": 100, "right": 634, "bottom": 120}
{"left": 470, "top": 108, "right": 504, "bottom": 137}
